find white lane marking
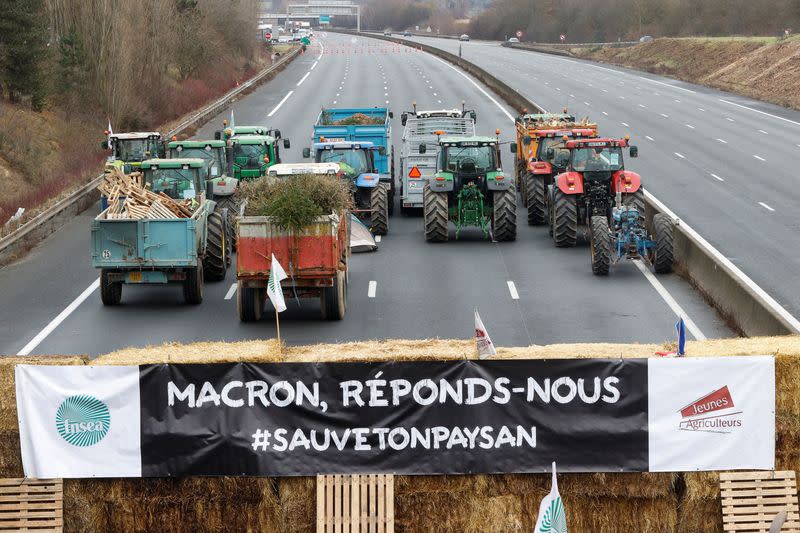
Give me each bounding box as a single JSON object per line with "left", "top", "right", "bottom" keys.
{"left": 621, "top": 122, "right": 630, "bottom": 127}
{"left": 224, "top": 283, "right": 238, "bottom": 300}
{"left": 753, "top": 155, "right": 766, "bottom": 161}
{"left": 686, "top": 124, "right": 695, "bottom": 129}
{"left": 646, "top": 135, "right": 654, "bottom": 141}
{"left": 602, "top": 111, "right": 608, "bottom": 116}
{"left": 431, "top": 56, "right": 517, "bottom": 122}
{"left": 437, "top": 100, "right": 442, "bottom": 103}
{"left": 716, "top": 138, "right": 728, "bottom": 144}
{"left": 759, "top": 202, "right": 775, "bottom": 212}
{"left": 675, "top": 152, "right": 685, "bottom": 159}
{"left": 698, "top": 107, "right": 705, "bottom": 111}
{"left": 507, "top": 281, "right": 519, "bottom": 300}
{"left": 758, "top": 129, "right": 769, "bottom": 135}
{"left": 433, "top": 92, "right": 437, "bottom": 96}
{"left": 638, "top": 103, "right": 646, "bottom": 108}
{"left": 602, "top": 89, "right": 608, "bottom": 92}
{"left": 17, "top": 279, "right": 100, "bottom": 356}
{"left": 569, "top": 93, "right": 575, "bottom": 97}
{"left": 637, "top": 75, "right": 697, "bottom": 94}
{"left": 368, "top": 280, "right": 377, "bottom": 298}
{"left": 333, "top": 100, "right": 337, "bottom": 104}
{"left": 660, "top": 113, "right": 669, "bottom": 118}
{"left": 674, "top": 99, "right": 681, "bottom": 103}
{"left": 310, "top": 61, "right": 318, "bottom": 71}
{"left": 318, "top": 40, "right": 324, "bottom": 59}
{"left": 375, "top": 235, "right": 382, "bottom": 243}
{"left": 719, "top": 98, "right": 800, "bottom": 127}
{"left": 619, "top": 95, "right": 626, "bottom": 99}
{"left": 556, "top": 87, "right": 561, "bottom": 91}
{"left": 633, "top": 261, "right": 706, "bottom": 340}
{"left": 267, "top": 90, "right": 293, "bottom": 117}
{"left": 645, "top": 190, "right": 800, "bottom": 333}
{"left": 726, "top": 117, "right": 735, "bottom": 122}
{"left": 584, "top": 101, "right": 590, "bottom": 106}
{"left": 710, "top": 173, "right": 725, "bottom": 182}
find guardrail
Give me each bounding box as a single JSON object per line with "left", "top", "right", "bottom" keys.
{"left": 0, "top": 46, "right": 302, "bottom": 268}
{"left": 333, "top": 29, "right": 800, "bottom": 336}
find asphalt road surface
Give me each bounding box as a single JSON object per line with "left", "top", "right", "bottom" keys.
{"left": 401, "top": 34, "right": 800, "bottom": 323}
{"left": 0, "top": 32, "right": 732, "bottom": 357}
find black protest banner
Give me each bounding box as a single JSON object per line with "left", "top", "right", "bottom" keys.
{"left": 139, "top": 359, "right": 648, "bottom": 476}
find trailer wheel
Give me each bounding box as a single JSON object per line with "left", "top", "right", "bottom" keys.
{"left": 590, "top": 216, "right": 612, "bottom": 276}
{"left": 370, "top": 183, "right": 389, "bottom": 235}
{"left": 492, "top": 189, "right": 517, "bottom": 241}
{"left": 183, "top": 263, "right": 204, "bottom": 305}
{"left": 552, "top": 188, "right": 578, "bottom": 247}
{"left": 100, "top": 269, "right": 122, "bottom": 306}
{"left": 423, "top": 183, "right": 448, "bottom": 242}
{"left": 215, "top": 194, "right": 241, "bottom": 251}
{"left": 204, "top": 211, "right": 228, "bottom": 282}
{"left": 237, "top": 282, "right": 263, "bottom": 322}
{"left": 526, "top": 175, "right": 546, "bottom": 225}
{"left": 623, "top": 189, "right": 646, "bottom": 226}
{"left": 653, "top": 213, "right": 674, "bottom": 274}
{"left": 321, "top": 270, "right": 346, "bottom": 320}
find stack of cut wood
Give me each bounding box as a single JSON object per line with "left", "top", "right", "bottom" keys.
{"left": 99, "top": 168, "right": 196, "bottom": 220}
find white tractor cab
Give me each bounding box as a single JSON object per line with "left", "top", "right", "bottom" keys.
{"left": 101, "top": 132, "right": 164, "bottom": 171}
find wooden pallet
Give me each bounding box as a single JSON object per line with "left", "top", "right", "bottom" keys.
{"left": 0, "top": 478, "right": 63, "bottom": 532}
{"left": 316, "top": 474, "right": 394, "bottom": 533}
{"left": 721, "top": 471, "right": 800, "bottom": 532}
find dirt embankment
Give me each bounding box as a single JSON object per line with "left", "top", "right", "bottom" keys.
{"left": 573, "top": 36, "right": 800, "bottom": 110}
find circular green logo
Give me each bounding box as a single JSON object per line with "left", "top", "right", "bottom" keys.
{"left": 55, "top": 395, "right": 110, "bottom": 447}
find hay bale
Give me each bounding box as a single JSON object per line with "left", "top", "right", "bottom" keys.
{"left": 278, "top": 477, "right": 315, "bottom": 532}
{"left": 677, "top": 496, "right": 722, "bottom": 533}
{"left": 0, "top": 429, "right": 22, "bottom": 477}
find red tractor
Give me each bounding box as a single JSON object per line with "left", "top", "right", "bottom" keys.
{"left": 547, "top": 137, "right": 643, "bottom": 247}
{"left": 524, "top": 127, "right": 596, "bottom": 225}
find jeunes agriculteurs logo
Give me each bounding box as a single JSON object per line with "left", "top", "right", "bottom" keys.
{"left": 55, "top": 395, "right": 110, "bottom": 446}
{"left": 678, "top": 385, "right": 742, "bottom": 434}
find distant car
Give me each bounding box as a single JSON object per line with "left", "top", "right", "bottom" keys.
{"left": 639, "top": 35, "right": 653, "bottom": 42}
{"left": 277, "top": 35, "right": 291, "bottom": 44}
{"left": 384, "top": 30, "right": 392, "bottom": 36}
{"left": 508, "top": 37, "right": 520, "bottom": 43}
{"left": 459, "top": 34, "right": 470, "bottom": 41}
{"left": 403, "top": 31, "right": 412, "bottom": 37}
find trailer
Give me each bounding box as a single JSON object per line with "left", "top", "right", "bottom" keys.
{"left": 399, "top": 106, "right": 476, "bottom": 213}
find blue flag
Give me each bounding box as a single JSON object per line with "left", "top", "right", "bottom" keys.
{"left": 676, "top": 318, "right": 686, "bottom": 356}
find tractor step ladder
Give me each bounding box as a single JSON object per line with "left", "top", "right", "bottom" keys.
{"left": 316, "top": 474, "right": 394, "bottom": 533}
{"left": 721, "top": 471, "right": 800, "bottom": 532}
{"left": 0, "top": 478, "right": 63, "bottom": 532}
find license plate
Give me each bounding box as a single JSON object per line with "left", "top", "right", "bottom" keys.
{"left": 128, "top": 271, "right": 143, "bottom": 283}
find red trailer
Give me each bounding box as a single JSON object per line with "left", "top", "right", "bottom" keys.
{"left": 236, "top": 212, "right": 349, "bottom": 321}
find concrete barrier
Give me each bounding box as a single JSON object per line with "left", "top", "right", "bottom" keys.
{"left": 0, "top": 46, "right": 303, "bottom": 268}
{"left": 335, "top": 29, "right": 800, "bottom": 337}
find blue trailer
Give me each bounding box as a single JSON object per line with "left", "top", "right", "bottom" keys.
{"left": 303, "top": 108, "right": 395, "bottom": 235}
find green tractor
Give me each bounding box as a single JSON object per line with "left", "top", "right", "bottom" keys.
{"left": 228, "top": 134, "right": 289, "bottom": 181}
{"left": 101, "top": 132, "right": 164, "bottom": 172}
{"left": 167, "top": 139, "right": 240, "bottom": 247}
{"left": 420, "top": 135, "right": 517, "bottom": 242}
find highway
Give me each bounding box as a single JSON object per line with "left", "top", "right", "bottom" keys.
{"left": 401, "top": 34, "right": 800, "bottom": 323}
{"left": 0, "top": 32, "right": 731, "bottom": 357}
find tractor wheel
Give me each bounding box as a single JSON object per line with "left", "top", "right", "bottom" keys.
{"left": 100, "top": 269, "right": 122, "bottom": 306}
{"left": 183, "top": 263, "right": 204, "bottom": 305}
{"left": 590, "top": 215, "right": 612, "bottom": 276}
{"left": 653, "top": 213, "right": 674, "bottom": 274}
{"left": 237, "top": 283, "right": 263, "bottom": 322}
{"left": 321, "top": 269, "right": 346, "bottom": 320}
{"left": 492, "top": 189, "right": 517, "bottom": 241}
{"left": 423, "top": 183, "right": 449, "bottom": 242}
{"left": 623, "top": 189, "right": 646, "bottom": 225}
{"left": 547, "top": 186, "right": 555, "bottom": 237}
{"left": 526, "top": 175, "right": 546, "bottom": 226}
{"left": 389, "top": 158, "right": 395, "bottom": 216}
{"left": 214, "top": 194, "right": 241, "bottom": 251}
{"left": 518, "top": 163, "right": 528, "bottom": 207}
{"left": 203, "top": 212, "right": 228, "bottom": 282}
{"left": 370, "top": 183, "right": 389, "bottom": 235}
{"left": 552, "top": 188, "right": 578, "bottom": 247}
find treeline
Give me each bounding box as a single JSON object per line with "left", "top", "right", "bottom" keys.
{"left": 469, "top": 0, "right": 800, "bottom": 42}
{"left": 362, "top": 0, "right": 434, "bottom": 31}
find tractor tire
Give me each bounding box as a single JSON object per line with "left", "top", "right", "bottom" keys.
{"left": 518, "top": 165, "right": 528, "bottom": 207}
{"left": 320, "top": 269, "right": 346, "bottom": 320}
{"left": 590, "top": 215, "right": 612, "bottom": 276}
{"left": 547, "top": 186, "right": 555, "bottom": 237}
{"left": 215, "top": 195, "right": 241, "bottom": 251}
{"left": 237, "top": 283, "right": 263, "bottom": 322}
{"left": 370, "top": 183, "right": 389, "bottom": 235}
{"left": 623, "top": 189, "right": 646, "bottom": 225}
{"left": 552, "top": 188, "right": 578, "bottom": 247}
{"left": 653, "top": 213, "right": 674, "bottom": 274}
{"left": 100, "top": 269, "right": 122, "bottom": 306}
{"left": 389, "top": 157, "right": 395, "bottom": 216}
{"left": 183, "top": 263, "right": 204, "bottom": 305}
{"left": 423, "top": 183, "right": 449, "bottom": 242}
{"left": 203, "top": 211, "right": 228, "bottom": 282}
{"left": 526, "top": 175, "right": 546, "bottom": 226}
{"left": 492, "top": 189, "right": 517, "bottom": 241}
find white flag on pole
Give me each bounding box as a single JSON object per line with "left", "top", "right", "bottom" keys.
{"left": 267, "top": 254, "right": 288, "bottom": 312}
{"left": 107, "top": 120, "right": 113, "bottom": 136}
{"left": 533, "top": 462, "right": 568, "bottom": 533}
{"left": 475, "top": 308, "right": 496, "bottom": 359}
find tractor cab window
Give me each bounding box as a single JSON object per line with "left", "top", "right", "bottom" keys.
{"left": 170, "top": 148, "right": 224, "bottom": 177}
{"left": 536, "top": 137, "right": 565, "bottom": 163}
{"left": 571, "top": 146, "right": 623, "bottom": 172}
{"left": 233, "top": 143, "right": 267, "bottom": 169}
{"left": 145, "top": 168, "right": 200, "bottom": 200}
{"left": 444, "top": 145, "right": 496, "bottom": 174}
{"left": 115, "top": 139, "right": 153, "bottom": 162}
{"left": 319, "top": 149, "right": 369, "bottom": 176}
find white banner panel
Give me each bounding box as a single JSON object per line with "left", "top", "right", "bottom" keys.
{"left": 648, "top": 356, "right": 775, "bottom": 472}
{"left": 15, "top": 365, "right": 142, "bottom": 478}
